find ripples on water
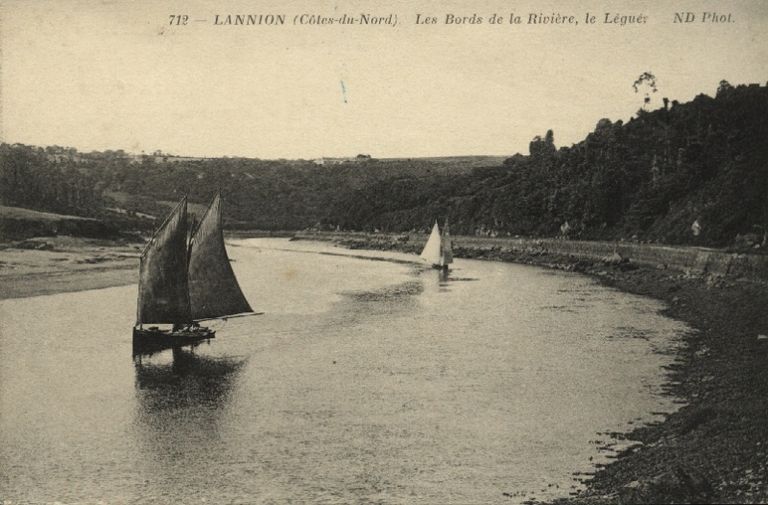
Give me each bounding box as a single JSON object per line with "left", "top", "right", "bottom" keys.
{"left": 0, "top": 239, "right": 689, "bottom": 504}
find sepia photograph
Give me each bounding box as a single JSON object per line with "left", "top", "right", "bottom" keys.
{"left": 1, "top": 0, "right": 767, "bottom": 503}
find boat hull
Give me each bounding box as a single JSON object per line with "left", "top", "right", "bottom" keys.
{"left": 132, "top": 326, "right": 215, "bottom": 355}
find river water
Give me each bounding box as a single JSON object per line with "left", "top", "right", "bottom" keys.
{"left": 0, "top": 238, "right": 688, "bottom": 504}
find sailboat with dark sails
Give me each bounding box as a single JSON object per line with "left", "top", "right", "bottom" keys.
{"left": 133, "top": 193, "right": 252, "bottom": 353}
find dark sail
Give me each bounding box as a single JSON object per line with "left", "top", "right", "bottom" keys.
{"left": 188, "top": 193, "right": 252, "bottom": 319}
{"left": 137, "top": 198, "right": 192, "bottom": 324}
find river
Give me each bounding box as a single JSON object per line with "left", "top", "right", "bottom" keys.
{"left": 0, "top": 238, "right": 688, "bottom": 504}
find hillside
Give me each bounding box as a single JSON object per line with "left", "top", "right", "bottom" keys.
{"left": 0, "top": 81, "right": 765, "bottom": 247}
{"left": 0, "top": 205, "right": 119, "bottom": 241}
{"left": 325, "top": 82, "right": 768, "bottom": 247}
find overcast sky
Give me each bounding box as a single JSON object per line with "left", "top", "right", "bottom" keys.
{"left": 2, "top": 0, "right": 766, "bottom": 158}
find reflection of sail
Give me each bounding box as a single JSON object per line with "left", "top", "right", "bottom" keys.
{"left": 188, "top": 193, "right": 253, "bottom": 320}
{"left": 420, "top": 221, "right": 442, "bottom": 264}
{"left": 136, "top": 198, "right": 191, "bottom": 324}
{"left": 131, "top": 349, "right": 245, "bottom": 495}
{"left": 134, "top": 349, "right": 245, "bottom": 411}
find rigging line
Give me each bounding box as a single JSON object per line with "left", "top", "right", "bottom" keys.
{"left": 194, "top": 311, "right": 264, "bottom": 323}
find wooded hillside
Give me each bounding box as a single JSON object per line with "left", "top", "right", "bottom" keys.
{"left": 1, "top": 81, "right": 765, "bottom": 247}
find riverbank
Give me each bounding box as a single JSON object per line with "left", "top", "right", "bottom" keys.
{"left": 0, "top": 236, "right": 140, "bottom": 299}
{"left": 295, "top": 231, "right": 768, "bottom": 504}
{"left": 0, "top": 231, "right": 293, "bottom": 299}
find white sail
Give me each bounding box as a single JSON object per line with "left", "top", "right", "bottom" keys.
{"left": 420, "top": 221, "right": 442, "bottom": 264}
{"left": 440, "top": 218, "right": 453, "bottom": 266}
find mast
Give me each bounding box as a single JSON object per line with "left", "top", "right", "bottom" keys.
{"left": 441, "top": 217, "right": 453, "bottom": 266}
{"left": 188, "top": 192, "right": 253, "bottom": 320}
{"left": 136, "top": 197, "right": 192, "bottom": 325}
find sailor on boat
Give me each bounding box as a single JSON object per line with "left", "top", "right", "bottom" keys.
{"left": 419, "top": 218, "right": 453, "bottom": 271}
{"left": 133, "top": 192, "right": 253, "bottom": 352}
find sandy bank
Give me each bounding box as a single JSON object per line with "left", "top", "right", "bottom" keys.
{"left": 0, "top": 231, "right": 294, "bottom": 300}
{"left": 0, "top": 236, "right": 140, "bottom": 299}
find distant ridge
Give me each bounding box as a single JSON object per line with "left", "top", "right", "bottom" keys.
{"left": 380, "top": 155, "right": 507, "bottom": 167}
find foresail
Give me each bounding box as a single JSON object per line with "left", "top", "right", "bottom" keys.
{"left": 420, "top": 222, "right": 442, "bottom": 264}
{"left": 188, "top": 194, "right": 252, "bottom": 320}
{"left": 137, "top": 198, "right": 192, "bottom": 324}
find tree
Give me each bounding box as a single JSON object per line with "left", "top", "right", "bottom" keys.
{"left": 716, "top": 79, "right": 733, "bottom": 97}
{"left": 633, "top": 72, "right": 658, "bottom": 109}
{"left": 529, "top": 129, "right": 555, "bottom": 158}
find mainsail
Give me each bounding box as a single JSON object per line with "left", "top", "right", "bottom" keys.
{"left": 441, "top": 218, "right": 453, "bottom": 265}
{"left": 420, "top": 221, "right": 442, "bottom": 265}
{"left": 188, "top": 193, "right": 253, "bottom": 320}
{"left": 136, "top": 198, "right": 192, "bottom": 324}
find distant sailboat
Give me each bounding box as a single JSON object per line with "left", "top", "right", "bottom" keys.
{"left": 420, "top": 219, "right": 453, "bottom": 271}
{"left": 133, "top": 193, "right": 252, "bottom": 353}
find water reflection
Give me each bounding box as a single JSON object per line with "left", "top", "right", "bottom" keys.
{"left": 133, "top": 347, "right": 245, "bottom": 412}
{"left": 132, "top": 347, "right": 245, "bottom": 455}
{"left": 132, "top": 337, "right": 210, "bottom": 359}
{"left": 324, "top": 279, "right": 424, "bottom": 331}
{"left": 432, "top": 267, "right": 479, "bottom": 288}
{"left": 129, "top": 349, "right": 247, "bottom": 502}
{"left": 434, "top": 268, "right": 451, "bottom": 293}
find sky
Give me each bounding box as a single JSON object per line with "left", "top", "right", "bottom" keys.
{"left": 1, "top": 0, "right": 767, "bottom": 159}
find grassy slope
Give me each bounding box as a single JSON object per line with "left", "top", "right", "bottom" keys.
{"left": 0, "top": 205, "right": 97, "bottom": 222}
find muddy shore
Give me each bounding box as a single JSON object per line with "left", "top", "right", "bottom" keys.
{"left": 0, "top": 236, "right": 140, "bottom": 299}
{"left": 297, "top": 232, "right": 768, "bottom": 504}
{"left": 0, "top": 231, "right": 288, "bottom": 299}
